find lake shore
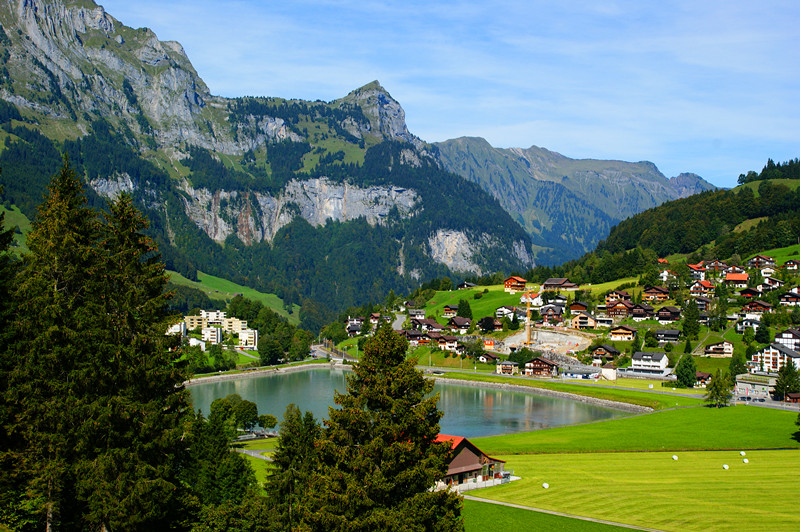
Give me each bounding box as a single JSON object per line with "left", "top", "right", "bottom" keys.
{"left": 184, "top": 361, "right": 334, "bottom": 387}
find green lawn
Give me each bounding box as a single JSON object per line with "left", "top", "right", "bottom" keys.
{"left": 434, "top": 372, "right": 704, "bottom": 410}
{"left": 422, "top": 285, "right": 525, "bottom": 323}
{"left": 747, "top": 242, "right": 800, "bottom": 265}
{"left": 463, "top": 499, "right": 629, "bottom": 532}
{"left": 472, "top": 405, "right": 800, "bottom": 455}
{"left": 0, "top": 204, "right": 32, "bottom": 255}
{"left": 479, "top": 449, "right": 800, "bottom": 532}
{"left": 168, "top": 270, "right": 300, "bottom": 324}
{"left": 693, "top": 356, "right": 731, "bottom": 374}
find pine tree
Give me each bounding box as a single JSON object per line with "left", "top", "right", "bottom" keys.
{"left": 682, "top": 300, "right": 700, "bottom": 340}
{"left": 675, "top": 354, "right": 697, "bottom": 388}
{"left": 308, "top": 324, "right": 463, "bottom": 530}
{"left": 456, "top": 299, "right": 472, "bottom": 319}
{"left": 729, "top": 351, "right": 747, "bottom": 378}
{"left": 774, "top": 363, "right": 800, "bottom": 400}
{"left": 704, "top": 370, "right": 731, "bottom": 407}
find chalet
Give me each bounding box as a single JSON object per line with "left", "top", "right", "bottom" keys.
{"left": 569, "top": 301, "right": 590, "bottom": 313}
{"left": 689, "top": 280, "right": 715, "bottom": 298}
{"left": 760, "top": 266, "right": 777, "bottom": 278}
{"left": 504, "top": 276, "right": 528, "bottom": 293}
{"left": 726, "top": 265, "right": 747, "bottom": 275}
{"left": 523, "top": 356, "right": 559, "bottom": 377}
{"left": 605, "top": 290, "right": 631, "bottom": 305}
{"left": 520, "top": 292, "right": 543, "bottom": 306}
{"left": 495, "top": 305, "right": 517, "bottom": 320}
{"left": 447, "top": 316, "right": 472, "bottom": 334}
{"left": 457, "top": 281, "right": 477, "bottom": 290}
{"left": 408, "top": 308, "right": 426, "bottom": 319}
{"left": 607, "top": 300, "right": 634, "bottom": 319}
{"left": 656, "top": 306, "right": 681, "bottom": 322}
{"left": 704, "top": 340, "right": 734, "bottom": 357}
{"left": 759, "top": 277, "right": 785, "bottom": 292}
{"left": 775, "top": 328, "right": 800, "bottom": 351}
{"left": 346, "top": 322, "right": 362, "bottom": 337}
{"left": 369, "top": 313, "right": 382, "bottom": 326}
{"left": 643, "top": 286, "right": 670, "bottom": 302}
{"left": 687, "top": 263, "right": 706, "bottom": 281}
{"left": 742, "top": 300, "right": 773, "bottom": 315}
{"left": 696, "top": 371, "right": 713, "bottom": 387}
{"left": 542, "top": 277, "right": 579, "bottom": 291}
{"left": 591, "top": 344, "right": 620, "bottom": 366}
{"left": 656, "top": 329, "right": 681, "bottom": 342}
{"left": 694, "top": 296, "right": 712, "bottom": 313}
{"left": 478, "top": 317, "right": 503, "bottom": 333}
{"left": 411, "top": 318, "right": 445, "bottom": 332}
{"left": 552, "top": 294, "right": 568, "bottom": 306}
{"left": 735, "top": 317, "right": 760, "bottom": 334}
{"left": 739, "top": 287, "right": 761, "bottom": 299}
{"left": 609, "top": 325, "right": 637, "bottom": 342}
{"left": 442, "top": 305, "right": 458, "bottom": 318}
{"left": 496, "top": 360, "right": 519, "bottom": 375}
{"left": 477, "top": 352, "right": 499, "bottom": 364}
{"left": 540, "top": 304, "right": 564, "bottom": 324}
{"left": 434, "top": 435, "right": 506, "bottom": 488}
{"left": 747, "top": 254, "right": 775, "bottom": 270}
{"left": 783, "top": 259, "right": 800, "bottom": 271}
{"left": 752, "top": 343, "right": 800, "bottom": 373}
{"left": 631, "top": 303, "right": 655, "bottom": 321}
{"left": 400, "top": 329, "right": 424, "bottom": 346}
{"left": 659, "top": 269, "right": 676, "bottom": 283}
{"left": 704, "top": 259, "right": 728, "bottom": 273}
{"left": 724, "top": 272, "right": 749, "bottom": 289}
{"left": 631, "top": 352, "right": 669, "bottom": 374}
{"left": 570, "top": 311, "right": 597, "bottom": 330}
{"left": 780, "top": 292, "right": 800, "bottom": 307}
{"left": 437, "top": 335, "right": 460, "bottom": 352}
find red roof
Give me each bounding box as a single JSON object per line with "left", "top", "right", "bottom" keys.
{"left": 688, "top": 263, "right": 706, "bottom": 271}
{"left": 696, "top": 280, "right": 715, "bottom": 289}
{"left": 726, "top": 272, "right": 748, "bottom": 281}
{"left": 657, "top": 258, "right": 669, "bottom": 264}
{"left": 435, "top": 434, "right": 466, "bottom": 449}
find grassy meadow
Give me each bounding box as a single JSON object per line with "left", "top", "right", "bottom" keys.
{"left": 463, "top": 499, "right": 630, "bottom": 532}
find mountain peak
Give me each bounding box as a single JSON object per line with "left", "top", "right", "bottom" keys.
{"left": 337, "top": 81, "right": 423, "bottom": 149}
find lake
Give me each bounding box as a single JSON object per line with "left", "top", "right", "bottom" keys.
{"left": 188, "top": 367, "right": 626, "bottom": 438}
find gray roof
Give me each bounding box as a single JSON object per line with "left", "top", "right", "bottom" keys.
{"left": 633, "top": 352, "right": 667, "bottom": 361}
{"left": 765, "top": 343, "right": 800, "bottom": 359}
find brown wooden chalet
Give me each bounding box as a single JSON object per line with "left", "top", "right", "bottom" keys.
{"left": 434, "top": 435, "right": 506, "bottom": 487}
{"left": 607, "top": 299, "right": 634, "bottom": 319}
{"left": 784, "top": 259, "right": 800, "bottom": 271}
{"left": 591, "top": 344, "right": 620, "bottom": 366}
{"left": 694, "top": 296, "right": 712, "bottom": 312}
{"left": 570, "top": 300, "right": 590, "bottom": 312}
{"left": 442, "top": 305, "right": 458, "bottom": 318}
{"left": 605, "top": 290, "right": 631, "bottom": 305}
{"left": 643, "top": 286, "right": 670, "bottom": 302}
{"left": 631, "top": 303, "right": 655, "bottom": 320}
{"left": 656, "top": 306, "right": 681, "bottom": 322}
{"left": 696, "top": 371, "right": 713, "bottom": 386}
{"left": 523, "top": 356, "right": 559, "bottom": 377}
{"left": 504, "top": 276, "right": 527, "bottom": 292}
{"left": 747, "top": 254, "right": 775, "bottom": 269}
{"left": 542, "top": 277, "right": 579, "bottom": 291}
{"left": 478, "top": 316, "right": 503, "bottom": 332}
{"left": 609, "top": 325, "right": 637, "bottom": 341}
{"left": 447, "top": 316, "right": 471, "bottom": 334}
{"left": 739, "top": 287, "right": 761, "bottom": 299}
{"left": 703, "top": 259, "right": 728, "bottom": 273}
{"left": 540, "top": 304, "right": 564, "bottom": 324}
{"left": 780, "top": 292, "right": 800, "bottom": 307}
{"left": 743, "top": 300, "right": 773, "bottom": 314}
{"left": 689, "top": 280, "right": 715, "bottom": 297}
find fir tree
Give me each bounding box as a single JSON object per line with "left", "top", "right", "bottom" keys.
{"left": 774, "top": 363, "right": 800, "bottom": 400}
{"left": 704, "top": 370, "right": 731, "bottom": 407}
{"left": 682, "top": 300, "right": 700, "bottom": 340}
{"left": 729, "top": 351, "right": 747, "bottom": 378}
{"left": 675, "top": 354, "right": 697, "bottom": 388}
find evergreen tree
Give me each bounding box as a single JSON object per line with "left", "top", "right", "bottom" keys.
{"left": 704, "top": 370, "right": 731, "bottom": 407}
{"left": 774, "top": 363, "right": 800, "bottom": 400}
{"left": 729, "top": 351, "right": 747, "bottom": 378}
{"left": 755, "top": 323, "right": 771, "bottom": 344}
{"left": 308, "top": 324, "right": 463, "bottom": 530}
{"left": 675, "top": 354, "right": 697, "bottom": 388}
{"left": 682, "top": 300, "right": 700, "bottom": 340}
{"left": 456, "top": 299, "right": 472, "bottom": 319}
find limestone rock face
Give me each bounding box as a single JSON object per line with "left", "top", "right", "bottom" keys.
{"left": 178, "top": 177, "right": 420, "bottom": 245}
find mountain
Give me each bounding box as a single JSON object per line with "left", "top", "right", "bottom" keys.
{"left": 0, "top": 0, "right": 534, "bottom": 328}
{"left": 434, "top": 137, "right": 716, "bottom": 264}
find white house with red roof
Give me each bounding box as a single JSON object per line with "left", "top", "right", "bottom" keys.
{"left": 434, "top": 434, "right": 507, "bottom": 490}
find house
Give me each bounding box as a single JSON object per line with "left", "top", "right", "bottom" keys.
{"left": 202, "top": 327, "right": 222, "bottom": 345}
{"left": 520, "top": 292, "right": 543, "bottom": 306}
{"left": 570, "top": 311, "right": 597, "bottom": 330}
{"left": 434, "top": 434, "right": 506, "bottom": 488}
{"left": 724, "top": 272, "right": 749, "bottom": 289}
{"left": 542, "top": 277, "right": 579, "bottom": 291}
{"left": 504, "top": 276, "right": 528, "bottom": 293}
{"left": 607, "top": 300, "right": 634, "bottom": 319}
{"left": 569, "top": 300, "right": 590, "bottom": 313}
{"left": 591, "top": 344, "right": 620, "bottom": 366}
{"left": 760, "top": 266, "right": 777, "bottom": 279}
{"left": 643, "top": 286, "right": 670, "bottom": 302}
{"left": 783, "top": 259, "right": 800, "bottom": 271}
{"left": 221, "top": 317, "right": 248, "bottom": 334}
{"left": 656, "top": 306, "right": 682, "bottom": 323}
{"left": 447, "top": 316, "right": 471, "bottom": 334}
{"left": 780, "top": 292, "right": 800, "bottom": 307}
{"left": 442, "top": 305, "right": 458, "bottom": 318}
{"left": 438, "top": 335, "right": 460, "bottom": 352}
{"left": 696, "top": 371, "right": 713, "bottom": 387}
{"left": 659, "top": 269, "right": 676, "bottom": 284}
{"left": 166, "top": 321, "right": 187, "bottom": 337}
{"left": 739, "top": 287, "right": 761, "bottom": 299}
{"left": 477, "top": 352, "right": 499, "bottom": 364}
{"left": 369, "top": 313, "right": 382, "bottom": 326}
{"left": 540, "top": 304, "right": 564, "bottom": 324}
{"left": 736, "top": 317, "right": 761, "bottom": 334}
{"left": 694, "top": 296, "right": 712, "bottom": 313}
{"left": 495, "top": 305, "right": 518, "bottom": 320}
{"left": 238, "top": 328, "right": 258, "bottom": 349}
{"left": 601, "top": 363, "right": 618, "bottom": 381}
{"left": 704, "top": 340, "right": 733, "bottom": 357}
{"left": 187, "top": 337, "right": 206, "bottom": 351}
{"left": 689, "top": 280, "right": 715, "bottom": 298}
{"left": 631, "top": 352, "right": 669, "bottom": 374}
{"left": 631, "top": 303, "right": 655, "bottom": 321}
{"left": 656, "top": 329, "right": 681, "bottom": 342}
{"left": 399, "top": 329, "right": 424, "bottom": 346}
{"left": 747, "top": 254, "right": 775, "bottom": 270}
{"left": 596, "top": 316, "right": 614, "bottom": 328}
{"left": 687, "top": 264, "right": 706, "bottom": 281}
{"left": 346, "top": 322, "right": 362, "bottom": 337}
{"left": 408, "top": 308, "right": 426, "bottom": 319}
{"left": 742, "top": 300, "right": 773, "bottom": 315}
{"left": 704, "top": 260, "right": 728, "bottom": 273}
{"left": 751, "top": 343, "right": 800, "bottom": 373}
{"left": 609, "top": 325, "right": 637, "bottom": 342}
{"left": 759, "top": 277, "right": 785, "bottom": 292}
{"left": 775, "top": 328, "right": 800, "bottom": 351}
{"left": 605, "top": 290, "right": 631, "bottom": 305}
{"left": 478, "top": 317, "right": 503, "bottom": 332}
{"left": 523, "top": 356, "right": 559, "bottom": 377}
{"left": 457, "top": 281, "right": 477, "bottom": 290}
{"left": 496, "top": 360, "right": 519, "bottom": 375}
{"left": 411, "top": 318, "right": 445, "bottom": 332}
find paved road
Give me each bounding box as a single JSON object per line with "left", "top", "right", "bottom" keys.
{"left": 236, "top": 448, "right": 273, "bottom": 461}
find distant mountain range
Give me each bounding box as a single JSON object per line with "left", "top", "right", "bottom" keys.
{"left": 0, "top": 0, "right": 714, "bottom": 326}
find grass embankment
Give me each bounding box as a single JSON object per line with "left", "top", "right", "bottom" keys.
{"left": 473, "top": 405, "right": 800, "bottom": 455}
{"left": 189, "top": 358, "right": 328, "bottom": 380}
{"left": 168, "top": 270, "right": 300, "bottom": 324}
{"left": 481, "top": 449, "right": 800, "bottom": 532}
{"left": 435, "top": 371, "right": 704, "bottom": 410}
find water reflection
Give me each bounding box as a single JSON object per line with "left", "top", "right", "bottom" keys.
{"left": 189, "top": 367, "right": 624, "bottom": 438}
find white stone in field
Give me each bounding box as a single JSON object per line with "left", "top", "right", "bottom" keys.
{"left": 542, "top": 483, "right": 549, "bottom": 489}
{"left": 723, "top": 464, "right": 729, "bottom": 470}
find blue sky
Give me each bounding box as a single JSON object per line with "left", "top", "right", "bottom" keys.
{"left": 98, "top": 0, "right": 799, "bottom": 188}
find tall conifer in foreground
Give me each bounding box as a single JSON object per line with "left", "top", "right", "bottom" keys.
{"left": 308, "top": 324, "right": 463, "bottom": 531}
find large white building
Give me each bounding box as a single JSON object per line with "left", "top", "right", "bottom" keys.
{"left": 631, "top": 352, "right": 669, "bottom": 374}
{"left": 202, "top": 327, "right": 222, "bottom": 345}
{"left": 238, "top": 328, "right": 259, "bottom": 349}
{"left": 751, "top": 343, "right": 800, "bottom": 373}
